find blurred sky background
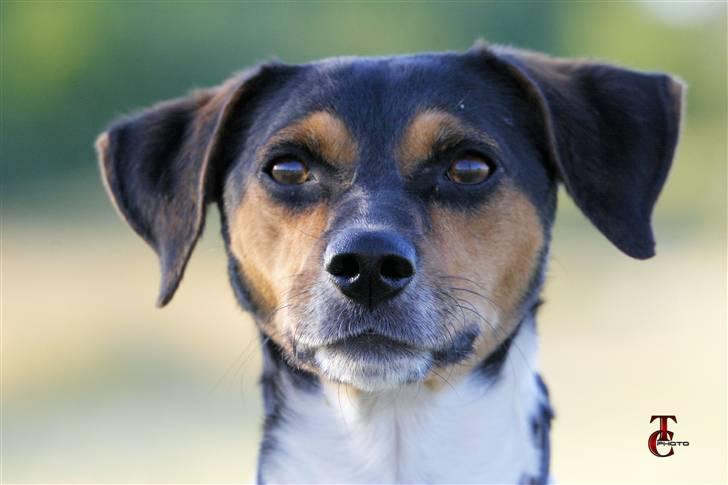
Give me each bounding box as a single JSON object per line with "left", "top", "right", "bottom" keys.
{"left": 1, "top": 1, "right": 726, "bottom": 483}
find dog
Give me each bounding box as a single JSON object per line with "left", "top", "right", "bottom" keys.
{"left": 96, "top": 42, "right": 683, "bottom": 483}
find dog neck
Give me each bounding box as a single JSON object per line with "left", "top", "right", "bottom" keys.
{"left": 256, "top": 316, "right": 552, "bottom": 484}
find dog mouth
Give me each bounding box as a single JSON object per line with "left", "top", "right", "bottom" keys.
{"left": 327, "top": 332, "right": 418, "bottom": 356}
{"left": 310, "top": 329, "right": 478, "bottom": 392}
{"left": 290, "top": 285, "right": 481, "bottom": 391}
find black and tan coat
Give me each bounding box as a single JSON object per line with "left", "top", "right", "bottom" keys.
{"left": 97, "top": 43, "right": 683, "bottom": 483}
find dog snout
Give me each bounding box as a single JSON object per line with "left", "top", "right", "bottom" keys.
{"left": 324, "top": 229, "right": 416, "bottom": 307}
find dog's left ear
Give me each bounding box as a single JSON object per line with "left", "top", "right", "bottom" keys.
{"left": 479, "top": 45, "right": 684, "bottom": 259}
{"left": 96, "top": 64, "right": 284, "bottom": 307}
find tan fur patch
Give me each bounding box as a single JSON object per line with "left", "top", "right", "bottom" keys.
{"left": 266, "top": 111, "right": 358, "bottom": 168}
{"left": 229, "top": 184, "right": 329, "bottom": 350}
{"left": 421, "top": 183, "right": 543, "bottom": 389}
{"left": 95, "top": 132, "right": 114, "bottom": 207}
{"left": 397, "top": 109, "right": 498, "bottom": 177}
{"left": 228, "top": 111, "right": 353, "bottom": 359}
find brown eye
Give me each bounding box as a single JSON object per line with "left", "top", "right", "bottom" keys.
{"left": 270, "top": 159, "right": 310, "bottom": 185}
{"left": 446, "top": 157, "right": 493, "bottom": 185}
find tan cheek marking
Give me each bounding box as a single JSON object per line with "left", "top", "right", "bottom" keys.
{"left": 268, "top": 111, "right": 358, "bottom": 168}
{"left": 229, "top": 184, "right": 328, "bottom": 348}
{"left": 397, "top": 109, "right": 497, "bottom": 178}
{"left": 421, "top": 183, "right": 544, "bottom": 389}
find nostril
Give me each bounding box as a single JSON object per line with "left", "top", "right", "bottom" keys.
{"left": 324, "top": 229, "right": 417, "bottom": 305}
{"left": 326, "top": 253, "right": 360, "bottom": 278}
{"left": 380, "top": 255, "right": 415, "bottom": 280}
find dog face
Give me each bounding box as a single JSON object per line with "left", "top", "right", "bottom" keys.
{"left": 97, "top": 45, "right": 683, "bottom": 392}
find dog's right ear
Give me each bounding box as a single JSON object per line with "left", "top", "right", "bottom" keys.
{"left": 96, "top": 64, "right": 286, "bottom": 307}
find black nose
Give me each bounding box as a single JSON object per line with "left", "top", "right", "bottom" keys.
{"left": 324, "top": 229, "right": 416, "bottom": 307}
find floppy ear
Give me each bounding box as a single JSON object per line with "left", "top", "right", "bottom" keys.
{"left": 96, "top": 64, "right": 281, "bottom": 307}
{"left": 483, "top": 45, "right": 684, "bottom": 259}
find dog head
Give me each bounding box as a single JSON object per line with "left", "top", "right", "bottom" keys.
{"left": 97, "top": 44, "right": 683, "bottom": 392}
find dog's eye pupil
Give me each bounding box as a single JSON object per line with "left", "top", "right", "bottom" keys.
{"left": 270, "top": 160, "right": 310, "bottom": 185}
{"left": 446, "top": 157, "right": 492, "bottom": 185}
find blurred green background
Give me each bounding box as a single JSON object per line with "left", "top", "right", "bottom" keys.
{"left": 2, "top": 1, "right": 726, "bottom": 483}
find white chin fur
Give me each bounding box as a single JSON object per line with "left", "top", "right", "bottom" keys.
{"left": 314, "top": 346, "right": 433, "bottom": 392}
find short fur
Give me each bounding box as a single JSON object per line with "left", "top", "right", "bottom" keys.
{"left": 97, "top": 42, "right": 683, "bottom": 483}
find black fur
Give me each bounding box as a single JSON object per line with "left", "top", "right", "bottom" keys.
{"left": 97, "top": 43, "right": 683, "bottom": 480}
{"left": 486, "top": 45, "right": 683, "bottom": 258}
{"left": 475, "top": 299, "right": 543, "bottom": 382}
{"left": 98, "top": 46, "right": 681, "bottom": 308}
{"left": 520, "top": 375, "right": 553, "bottom": 485}
{"left": 97, "top": 63, "right": 293, "bottom": 306}
{"left": 533, "top": 375, "right": 554, "bottom": 484}
{"left": 477, "top": 327, "right": 517, "bottom": 381}
{"left": 98, "top": 46, "right": 682, "bottom": 304}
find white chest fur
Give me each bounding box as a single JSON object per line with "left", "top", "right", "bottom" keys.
{"left": 258, "top": 323, "right": 548, "bottom": 484}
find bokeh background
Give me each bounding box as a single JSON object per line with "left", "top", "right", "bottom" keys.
{"left": 2, "top": 1, "right": 726, "bottom": 483}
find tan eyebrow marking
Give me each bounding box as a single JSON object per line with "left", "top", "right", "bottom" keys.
{"left": 396, "top": 109, "right": 498, "bottom": 177}
{"left": 263, "top": 111, "right": 358, "bottom": 168}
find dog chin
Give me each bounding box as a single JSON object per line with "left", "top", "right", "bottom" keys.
{"left": 313, "top": 337, "right": 433, "bottom": 392}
